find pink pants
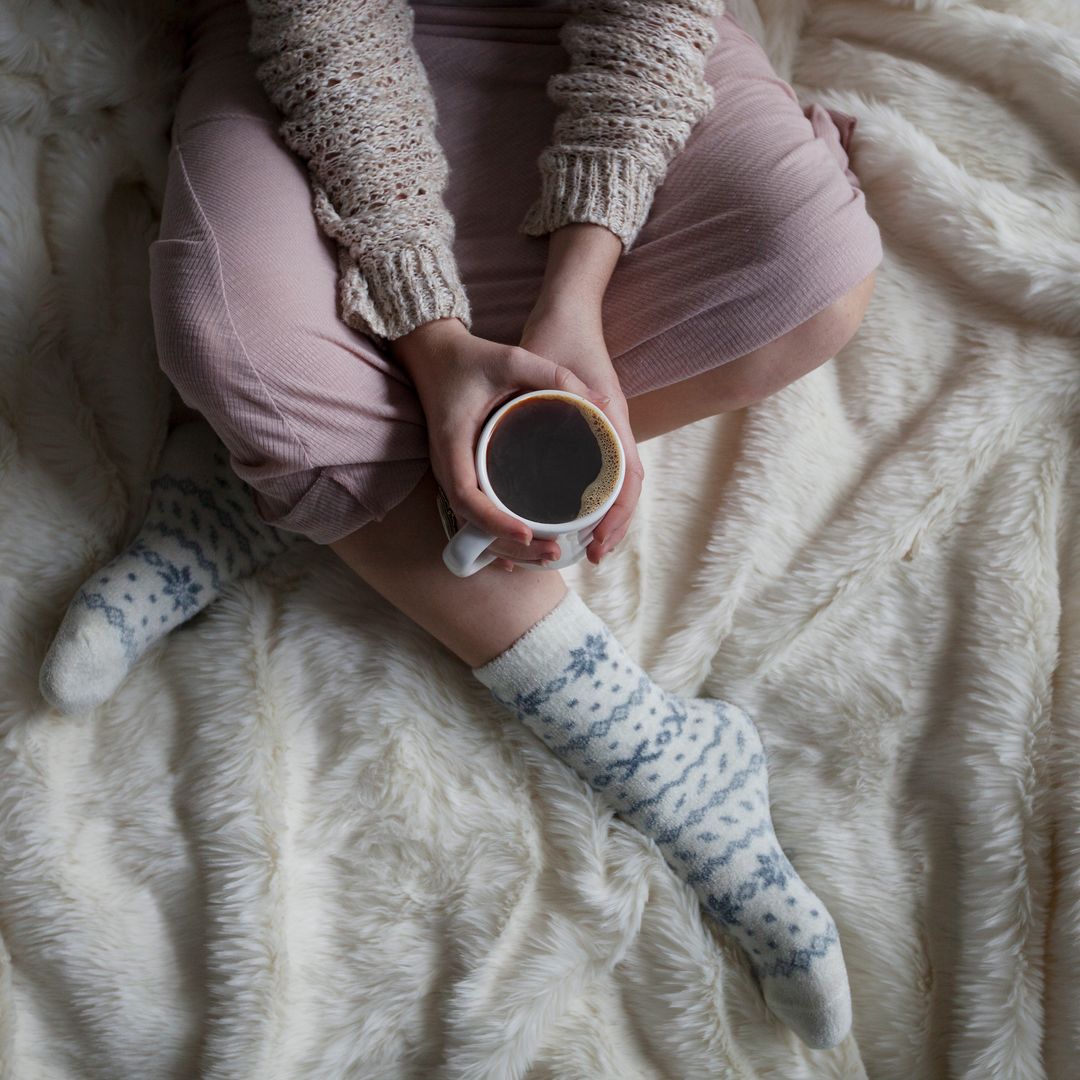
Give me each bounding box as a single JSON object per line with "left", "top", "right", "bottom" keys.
{"left": 149, "top": 0, "right": 883, "bottom": 546}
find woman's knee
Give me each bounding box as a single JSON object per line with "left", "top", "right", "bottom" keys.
{"left": 791, "top": 268, "right": 877, "bottom": 370}
{"left": 706, "top": 267, "right": 878, "bottom": 409}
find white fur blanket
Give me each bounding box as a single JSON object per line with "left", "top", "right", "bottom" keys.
{"left": 1, "top": 0, "right": 1078, "bottom": 1076}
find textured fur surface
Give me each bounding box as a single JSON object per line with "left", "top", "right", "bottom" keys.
{"left": 1, "top": 0, "right": 1078, "bottom": 1077}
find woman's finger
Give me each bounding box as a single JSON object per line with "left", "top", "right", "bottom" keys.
{"left": 588, "top": 398, "right": 643, "bottom": 548}
{"left": 442, "top": 434, "right": 533, "bottom": 546}
{"left": 489, "top": 536, "right": 561, "bottom": 562}
{"left": 589, "top": 455, "right": 644, "bottom": 559}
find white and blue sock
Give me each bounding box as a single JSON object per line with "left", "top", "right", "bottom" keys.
{"left": 39, "top": 418, "right": 300, "bottom": 714}
{"left": 471, "top": 587, "right": 852, "bottom": 1049}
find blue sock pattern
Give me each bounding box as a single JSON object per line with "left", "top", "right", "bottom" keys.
{"left": 40, "top": 419, "right": 301, "bottom": 714}
{"left": 472, "top": 589, "right": 852, "bottom": 1046}
{"left": 69, "top": 449, "right": 294, "bottom": 657}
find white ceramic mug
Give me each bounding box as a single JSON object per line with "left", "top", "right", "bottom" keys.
{"left": 442, "top": 389, "right": 625, "bottom": 578}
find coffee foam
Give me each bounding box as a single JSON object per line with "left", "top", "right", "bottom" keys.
{"left": 531, "top": 393, "right": 621, "bottom": 519}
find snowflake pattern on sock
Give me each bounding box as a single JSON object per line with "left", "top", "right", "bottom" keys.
{"left": 40, "top": 420, "right": 301, "bottom": 714}
{"left": 72, "top": 452, "right": 294, "bottom": 660}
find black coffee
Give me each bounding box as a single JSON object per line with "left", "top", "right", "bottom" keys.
{"left": 485, "top": 395, "right": 620, "bottom": 524}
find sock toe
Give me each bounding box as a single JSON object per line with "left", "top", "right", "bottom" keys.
{"left": 760, "top": 945, "right": 852, "bottom": 1049}
{"left": 39, "top": 607, "right": 132, "bottom": 715}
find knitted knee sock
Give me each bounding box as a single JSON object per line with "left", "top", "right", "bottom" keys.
{"left": 39, "top": 418, "right": 300, "bottom": 714}
{"left": 471, "top": 588, "right": 852, "bottom": 1049}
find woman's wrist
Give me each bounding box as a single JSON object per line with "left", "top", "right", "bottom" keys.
{"left": 389, "top": 222, "right": 621, "bottom": 371}
{"left": 389, "top": 316, "right": 469, "bottom": 377}
{"left": 535, "top": 222, "right": 622, "bottom": 313}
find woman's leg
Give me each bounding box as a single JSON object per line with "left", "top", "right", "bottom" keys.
{"left": 330, "top": 466, "right": 567, "bottom": 669}
{"left": 626, "top": 268, "right": 878, "bottom": 444}
{"left": 328, "top": 384, "right": 855, "bottom": 1052}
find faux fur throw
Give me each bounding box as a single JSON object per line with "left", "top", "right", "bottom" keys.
{"left": 1, "top": 0, "right": 1078, "bottom": 1076}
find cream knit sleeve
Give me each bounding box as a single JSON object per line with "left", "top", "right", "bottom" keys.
{"left": 520, "top": 0, "right": 726, "bottom": 254}
{"left": 244, "top": 0, "right": 471, "bottom": 344}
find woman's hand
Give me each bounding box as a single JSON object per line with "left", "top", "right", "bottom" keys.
{"left": 391, "top": 317, "right": 613, "bottom": 569}
{"left": 519, "top": 297, "right": 645, "bottom": 569}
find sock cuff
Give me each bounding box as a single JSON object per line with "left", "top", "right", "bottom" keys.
{"left": 470, "top": 587, "right": 610, "bottom": 696}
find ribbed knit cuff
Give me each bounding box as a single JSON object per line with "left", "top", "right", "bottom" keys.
{"left": 337, "top": 241, "right": 473, "bottom": 344}
{"left": 471, "top": 588, "right": 602, "bottom": 694}
{"left": 518, "top": 149, "right": 660, "bottom": 254}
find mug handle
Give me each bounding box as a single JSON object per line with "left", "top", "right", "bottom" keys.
{"left": 442, "top": 521, "right": 500, "bottom": 577}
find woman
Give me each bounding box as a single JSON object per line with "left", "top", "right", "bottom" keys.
{"left": 42, "top": 0, "right": 881, "bottom": 1048}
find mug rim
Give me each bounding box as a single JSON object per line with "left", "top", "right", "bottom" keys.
{"left": 474, "top": 389, "right": 626, "bottom": 531}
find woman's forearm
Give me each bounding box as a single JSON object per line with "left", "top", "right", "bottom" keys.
{"left": 532, "top": 222, "right": 623, "bottom": 316}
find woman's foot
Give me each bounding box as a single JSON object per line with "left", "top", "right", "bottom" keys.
{"left": 472, "top": 588, "right": 852, "bottom": 1049}
{"left": 39, "top": 418, "right": 300, "bottom": 713}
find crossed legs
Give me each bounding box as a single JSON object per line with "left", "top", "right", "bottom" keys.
{"left": 328, "top": 268, "right": 877, "bottom": 669}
